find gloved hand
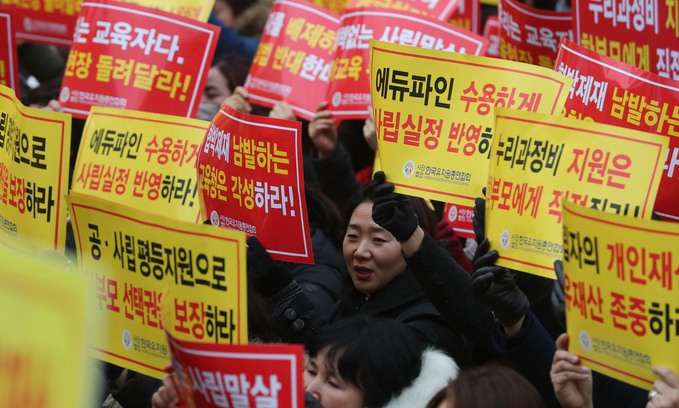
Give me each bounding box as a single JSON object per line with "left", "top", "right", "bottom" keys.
{"left": 247, "top": 236, "right": 294, "bottom": 297}
{"left": 551, "top": 259, "right": 566, "bottom": 331}
{"left": 371, "top": 171, "right": 418, "bottom": 242}
{"left": 471, "top": 238, "right": 529, "bottom": 326}
{"left": 473, "top": 187, "right": 487, "bottom": 244}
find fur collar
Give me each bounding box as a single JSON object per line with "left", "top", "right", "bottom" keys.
{"left": 381, "top": 349, "right": 459, "bottom": 408}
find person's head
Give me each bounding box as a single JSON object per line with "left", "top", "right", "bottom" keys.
{"left": 202, "top": 54, "right": 251, "bottom": 106}
{"left": 342, "top": 181, "right": 433, "bottom": 294}
{"left": 431, "top": 364, "right": 545, "bottom": 408}
{"left": 305, "top": 317, "right": 435, "bottom": 408}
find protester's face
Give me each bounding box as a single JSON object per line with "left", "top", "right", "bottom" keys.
{"left": 343, "top": 201, "right": 407, "bottom": 294}
{"left": 304, "top": 348, "right": 363, "bottom": 408}
{"left": 201, "top": 67, "right": 231, "bottom": 106}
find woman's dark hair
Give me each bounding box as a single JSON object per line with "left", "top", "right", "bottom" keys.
{"left": 445, "top": 364, "right": 545, "bottom": 408}
{"left": 308, "top": 316, "right": 424, "bottom": 407}
{"left": 212, "top": 54, "right": 251, "bottom": 93}
{"left": 304, "top": 183, "right": 344, "bottom": 249}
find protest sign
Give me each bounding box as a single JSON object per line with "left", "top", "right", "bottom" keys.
{"left": 563, "top": 200, "right": 679, "bottom": 390}
{"left": 329, "top": 8, "right": 488, "bottom": 119}
{"left": 348, "top": 0, "right": 461, "bottom": 21}
{"left": 487, "top": 108, "right": 667, "bottom": 277}
{"left": 482, "top": 15, "right": 500, "bottom": 58}
{"left": 198, "top": 104, "right": 313, "bottom": 264}
{"left": 0, "top": 84, "right": 71, "bottom": 255}
{"left": 166, "top": 334, "right": 305, "bottom": 408}
{"left": 2, "top": 0, "right": 79, "bottom": 46}
{"left": 59, "top": 0, "right": 219, "bottom": 119}
{"left": 572, "top": 0, "right": 675, "bottom": 76}
{"left": 448, "top": 0, "right": 480, "bottom": 34}
{"left": 72, "top": 106, "right": 206, "bottom": 223}
{"left": 443, "top": 202, "right": 475, "bottom": 239}
{"left": 0, "top": 9, "right": 20, "bottom": 100}
{"left": 0, "top": 246, "right": 96, "bottom": 408}
{"left": 498, "top": 0, "right": 572, "bottom": 68}
{"left": 245, "top": 0, "right": 340, "bottom": 121}
{"left": 370, "top": 40, "right": 571, "bottom": 208}
{"left": 122, "top": 0, "right": 216, "bottom": 22}
{"left": 68, "top": 192, "right": 248, "bottom": 379}
{"left": 555, "top": 38, "right": 679, "bottom": 223}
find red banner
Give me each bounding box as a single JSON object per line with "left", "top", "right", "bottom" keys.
{"left": 443, "top": 202, "right": 475, "bottom": 239}
{"left": 0, "top": 9, "right": 21, "bottom": 100}
{"left": 198, "top": 105, "right": 313, "bottom": 264}
{"left": 498, "top": 0, "right": 572, "bottom": 68}
{"left": 167, "top": 333, "right": 305, "bottom": 408}
{"left": 328, "top": 7, "right": 489, "bottom": 119}
{"left": 572, "top": 0, "right": 677, "bottom": 77}
{"left": 448, "top": 0, "right": 481, "bottom": 34}
{"left": 2, "top": 0, "right": 79, "bottom": 47}
{"left": 245, "top": 0, "right": 340, "bottom": 121}
{"left": 58, "top": 0, "right": 219, "bottom": 119}
{"left": 555, "top": 38, "right": 679, "bottom": 222}
{"left": 482, "top": 15, "right": 500, "bottom": 57}
{"left": 348, "top": 0, "right": 461, "bottom": 22}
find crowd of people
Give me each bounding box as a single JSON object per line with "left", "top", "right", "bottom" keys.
{"left": 13, "top": 0, "right": 679, "bottom": 406}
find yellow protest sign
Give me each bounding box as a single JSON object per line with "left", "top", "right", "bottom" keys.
{"left": 0, "top": 245, "right": 95, "bottom": 408}
{"left": 122, "top": 0, "right": 216, "bottom": 21}
{"left": 563, "top": 200, "right": 679, "bottom": 390}
{"left": 370, "top": 40, "right": 572, "bottom": 207}
{"left": 73, "top": 107, "right": 207, "bottom": 223}
{"left": 487, "top": 108, "right": 667, "bottom": 278}
{"left": 0, "top": 84, "right": 71, "bottom": 255}
{"left": 67, "top": 192, "right": 248, "bottom": 379}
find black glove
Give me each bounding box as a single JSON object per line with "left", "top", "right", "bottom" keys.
{"left": 472, "top": 238, "right": 529, "bottom": 326}
{"left": 551, "top": 259, "right": 566, "bottom": 331}
{"left": 473, "top": 187, "right": 486, "bottom": 244}
{"left": 371, "top": 171, "right": 418, "bottom": 242}
{"left": 247, "top": 236, "right": 294, "bottom": 297}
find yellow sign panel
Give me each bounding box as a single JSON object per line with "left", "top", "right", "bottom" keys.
{"left": 0, "top": 84, "right": 71, "bottom": 255}
{"left": 487, "top": 108, "right": 667, "bottom": 278}
{"left": 563, "top": 200, "right": 679, "bottom": 390}
{"left": 67, "top": 192, "right": 248, "bottom": 379}
{"left": 370, "top": 40, "right": 571, "bottom": 207}
{"left": 0, "top": 246, "right": 95, "bottom": 408}
{"left": 73, "top": 106, "right": 208, "bottom": 223}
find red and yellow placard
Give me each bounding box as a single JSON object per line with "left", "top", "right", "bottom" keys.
{"left": 482, "top": 15, "right": 500, "bottom": 58}
{"left": 0, "top": 84, "right": 71, "bottom": 255}
{"left": 198, "top": 104, "right": 313, "bottom": 264}
{"left": 122, "top": 0, "right": 215, "bottom": 22}
{"left": 245, "top": 0, "right": 340, "bottom": 121}
{"left": 2, "top": 0, "right": 80, "bottom": 46}
{"left": 0, "top": 245, "right": 96, "bottom": 408}
{"left": 572, "top": 0, "right": 675, "bottom": 76}
{"left": 498, "top": 0, "right": 572, "bottom": 68}
{"left": 0, "top": 9, "right": 20, "bottom": 100}
{"left": 348, "top": 0, "right": 461, "bottom": 21}
{"left": 329, "top": 9, "right": 488, "bottom": 120}
{"left": 370, "top": 40, "right": 571, "bottom": 209}
{"left": 487, "top": 108, "right": 667, "bottom": 278}
{"left": 72, "top": 106, "right": 207, "bottom": 223}
{"left": 67, "top": 192, "right": 248, "bottom": 379}
{"left": 448, "top": 0, "right": 481, "bottom": 34}
{"left": 442, "top": 203, "right": 475, "bottom": 239}
{"left": 555, "top": 38, "right": 679, "bottom": 223}
{"left": 59, "top": 0, "right": 219, "bottom": 119}
{"left": 563, "top": 200, "right": 679, "bottom": 390}
{"left": 166, "top": 334, "right": 305, "bottom": 408}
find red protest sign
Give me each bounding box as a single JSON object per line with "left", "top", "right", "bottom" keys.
{"left": 328, "top": 7, "right": 489, "bottom": 120}
{"left": 0, "top": 9, "right": 21, "bottom": 100}
{"left": 498, "top": 0, "right": 572, "bottom": 68}
{"left": 482, "top": 15, "right": 500, "bottom": 57}
{"left": 2, "top": 0, "right": 78, "bottom": 47}
{"left": 167, "top": 334, "right": 305, "bottom": 408}
{"left": 555, "top": 38, "right": 679, "bottom": 222}
{"left": 443, "top": 202, "right": 475, "bottom": 239}
{"left": 348, "top": 0, "right": 461, "bottom": 22}
{"left": 198, "top": 105, "right": 313, "bottom": 264}
{"left": 245, "top": 0, "right": 340, "bottom": 121}
{"left": 58, "top": 0, "right": 219, "bottom": 119}
{"left": 448, "top": 0, "right": 481, "bottom": 34}
{"left": 572, "top": 0, "right": 675, "bottom": 76}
